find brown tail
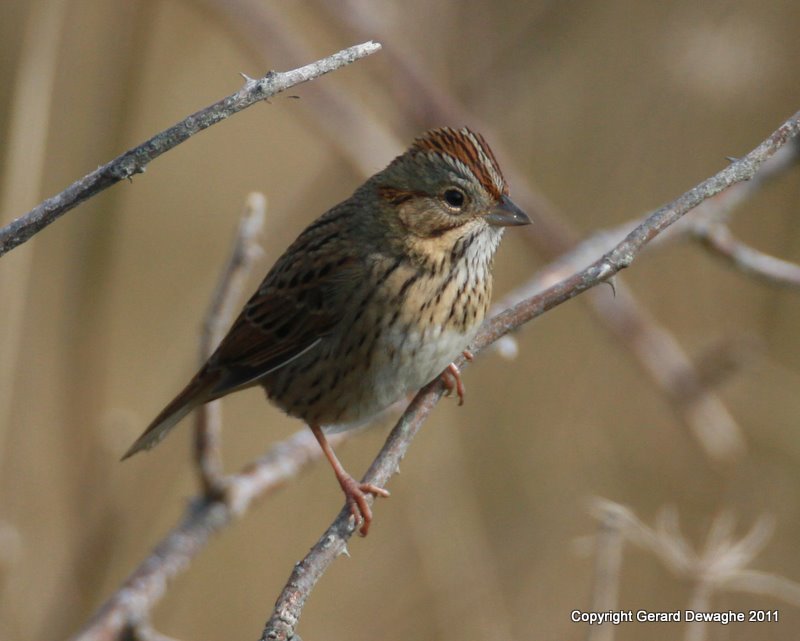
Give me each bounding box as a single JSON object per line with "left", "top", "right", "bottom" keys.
{"left": 121, "top": 371, "right": 217, "bottom": 460}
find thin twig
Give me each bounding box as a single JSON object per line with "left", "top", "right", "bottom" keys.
{"left": 0, "top": 41, "right": 381, "bottom": 257}
{"left": 260, "top": 111, "right": 800, "bottom": 641}
{"left": 692, "top": 220, "right": 800, "bottom": 288}
{"left": 474, "top": 115, "right": 800, "bottom": 356}
{"left": 205, "top": 0, "right": 402, "bottom": 176}
{"left": 194, "top": 193, "right": 266, "bottom": 495}
{"left": 586, "top": 503, "right": 626, "bottom": 641}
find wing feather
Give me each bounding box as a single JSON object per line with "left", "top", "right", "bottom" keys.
{"left": 206, "top": 239, "right": 361, "bottom": 395}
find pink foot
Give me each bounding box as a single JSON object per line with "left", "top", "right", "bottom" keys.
{"left": 441, "top": 362, "right": 466, "bottom": 405}
{"left": 338, "top": 473, "right": 390, "bottom": 536}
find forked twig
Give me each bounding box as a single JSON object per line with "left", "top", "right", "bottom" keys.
{"left": 70, "top": 428, "right": 349, "bottom": 641}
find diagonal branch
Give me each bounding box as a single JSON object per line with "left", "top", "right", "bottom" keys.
{"left": 260, "top": 110, "right": 800, "bottom": 641}
{"left": 0, "top": 41, "right": 381, "bottom": 257}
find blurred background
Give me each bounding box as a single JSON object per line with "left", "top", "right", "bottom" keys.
{"left": 1, "top": 1, "right": 800, "bottom": 640}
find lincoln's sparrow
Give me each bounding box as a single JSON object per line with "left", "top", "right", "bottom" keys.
{"left": 124, "top": 127, "right": 530, "bottom": 534}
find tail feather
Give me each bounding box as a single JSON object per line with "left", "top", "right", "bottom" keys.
{"left": 121, "top": 372, "right": 216, "bottom": 460}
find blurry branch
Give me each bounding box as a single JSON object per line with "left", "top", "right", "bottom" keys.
{"left": 194, "top": 193, "right": 266, "bottom": 495}
{"left": 260, "top": 112, "right": 800, "bottom": 641}
{"left": 0, "top": 521, "right": 22, "bottom": 580}
{"left": 692, "top": 220, "right": 800, "bottom": 288}
{"left": 585, "top": 506, "right": 626, "bottom": 641}
{"left": 587, "top": 499, "right": 800, "bottom": 641}
{"left": 494, "top": 139, "right": 800, "bottom": 293}
{"left": 69, "top": 428, "right": 349, "bottom": 641}
{"left": 122, "top": 623, "right": 182, "bottom": 641}
{"left": 493, "top": 265, "right": 749, "bottom": 461}
{"left": 488, "top": 138, "right": 800, "bottom": 459}
{"left": 0, "top": 41, "right": 381, "bottom": 257}
{"left": 0, "top": 0, "right": 68, "bottom": 474}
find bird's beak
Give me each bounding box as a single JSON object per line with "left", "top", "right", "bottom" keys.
{"left": 484, "top": 195, "right": 531, "bottom": 227}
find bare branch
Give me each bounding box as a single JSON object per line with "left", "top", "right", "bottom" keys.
{"left": 692, "top": 220, "right": 800, "bottom": 288}
{"left": 0, "top": 41, "right": 381, "bottom": 257}
{"left": 194, "top": 193, "right": 266, "bottom": 495}
{"left": 260, "top": 112, "right": 800, "bottom": 641}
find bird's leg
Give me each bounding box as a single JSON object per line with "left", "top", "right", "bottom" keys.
{"left": 440, "top": 350, "right": 473, "bottom": 405}
{"left": 310, "top": 424, "right": 390, "bottom": 536}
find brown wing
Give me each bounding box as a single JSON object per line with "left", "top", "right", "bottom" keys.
{"left": 121, "top": 207, "right": 362, "bottom": 460}
{"left": 121, "top": 252, "right": 360, "bottom": 460}
{"left": 205, "top": 241, "right": 361, "bottom": 396}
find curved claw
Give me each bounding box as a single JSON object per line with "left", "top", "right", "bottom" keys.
{"left": 339, "top": 476, "right": 390, "bottom": 536}
{"left": 441, "top": 362, "right": 466, "bottom": 405}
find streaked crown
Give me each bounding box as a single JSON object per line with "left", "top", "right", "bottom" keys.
{"left": 410, "top": 127, "right": 508, "bottom": 199}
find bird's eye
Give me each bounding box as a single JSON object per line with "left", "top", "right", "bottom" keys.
{"left": 443, "top": 188, "right": 466, "bottom": 210}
